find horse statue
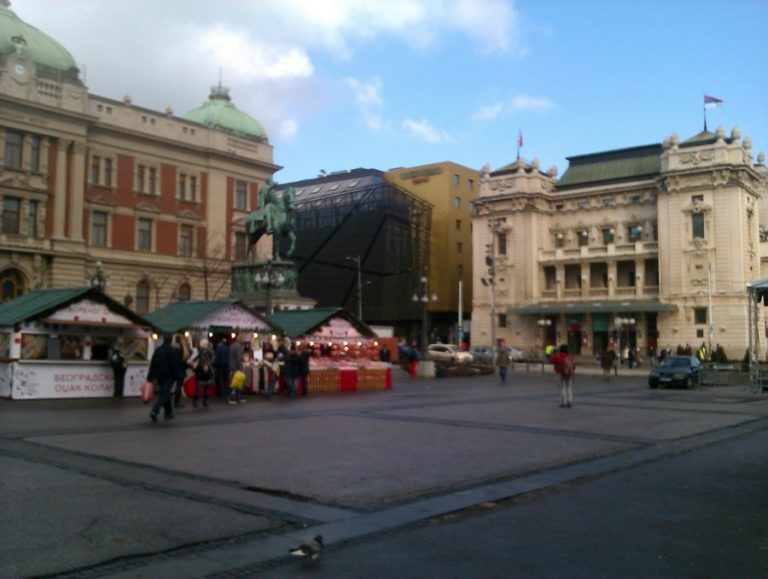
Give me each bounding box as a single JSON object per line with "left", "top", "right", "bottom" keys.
{"left": 245, "top": 180, "right": 297, "bottom": 261}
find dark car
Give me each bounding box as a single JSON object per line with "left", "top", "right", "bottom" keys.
{"left": 470, "top": 346, "right": 494, "bottom": 365}
{"left": 648, "top": 356, "right": 703, "bottom": 389}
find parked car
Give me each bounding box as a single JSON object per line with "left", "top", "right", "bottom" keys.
{"left": 427, "top": 344, "right": 474, "bottom": 364}
{"left": 507, "top": 346, "right": 525, "bottom": 362}
{"left": 470, "top": 346, "right": 494, "bottom": 364}
{"left": 648, "top": 356, "right": 703, "bottom": 389}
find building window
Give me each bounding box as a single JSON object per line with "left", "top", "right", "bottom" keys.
{"left": 234, "top": 231, "right": 247, "bottom": 260}
{"left": 189, "top": 176, "right": 197, "bottom": 201}
{"left": 453, "top": 196, "right": 460, "bottom": 209}
{"left": 177, "top": 283, "right": 191, "bottom": 302}
{"left": 602, "top": 228, "right": 615, "bottom": 245}
{"left": 498, "top": 313, "right": 507, "bottom": 328}
{"left": 3, "top": 130, "right": 22, "bottom": 169}
{"left": 90, "top": 155, "right": 101, "bottom": 184}
{"left": 497, "top": 232, "right": 507, "bottom": 256}
{"left": 103, "top": 158, "right": 113, "bottom": 186}
{"left": 692, "top": 213, "right": 705, "bottom": 239}
{"left": 469, "top": 178, "right": 474, "bottom": 191}
{"left": 692, "top": 194, "right": 704, "bottom": 203}
{"left": 135, "top": 165, "right": 145, "bottom": 192}
{"left": 578, "top": 231, "right": 589, "bottom": 246}
{"left": 179, "top": 224, "right": 194, "bottom": 256}
{"left": 453, "top": 174, "right": 459, "bottom": 187}
{"left": 458, "top": 264, "right": 463, "bottom": 276}
{"left": 457, "top": 242, "right": 463, "bottom": 254}
{"left": 1, "top": 269, "right": 24, "bottom": 302}
{"left": 555, "top": 232, "right": 565, "bottom": 248}
{"left": 577, "top": 201, "right": 589, "bottom": 209}
{"left": 629, "top": 195, "right": 641, "bottom": 204}
{"left": 91, "top": 211, "right": 107, "bottom": 246}
{"left": 602, "top": 198, "right": 614, "bottom": 206}
{"left": 455, "top": 219, "right": 461, "bottom": 231}
{"left": 137, "top": 218, "right": 152, "bottom": 251}
{"left": 235, "top": 180, "right": 248, "bottom": 210}
{"left": 628, "top": 224, "right": 643, "bottom": 242}
{"left": 27, "top": 200, "right": 39, "bottom": 237}
{"left": 136, "top": 280, "right": 150, "bottom": 314}
{"left": 148, "top": 167, "right": 157, "bottom": 194}
{"left": 2, "top": 197, "right": 20, "bottom": 234}
{"left": 178, "top": 173, "right": 187, "bottom": 200}
{"left": 694, "top": 307, "right": 707, "bottom": 325}
{"left": 29, "top": 136, "right": 41, "bottom": 172}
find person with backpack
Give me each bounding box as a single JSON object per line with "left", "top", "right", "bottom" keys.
{"left": 550, "top": 344, "right": 575, "bottom": 408}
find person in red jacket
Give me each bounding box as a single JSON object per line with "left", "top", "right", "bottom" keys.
{"left": 549, "top": 344, "right": 575, "bottom": 408}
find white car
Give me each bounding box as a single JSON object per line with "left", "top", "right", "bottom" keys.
{"left": 507, "top": 347, "right": 525, "bottom": 362}
{"left": 427, "top": 344, "right": 474, "bottom": 364}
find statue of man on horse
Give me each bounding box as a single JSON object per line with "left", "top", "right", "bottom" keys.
{"left": 245, "top": 180, "right": 297, "bottom": 261}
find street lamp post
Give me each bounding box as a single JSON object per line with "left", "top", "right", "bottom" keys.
{"left": 86, "top": 261, "right": 108, "bottom": 293}
{"left": 345, "top": 254, "right": 363, "bottom": 321}
{"left": 254, "top": 256, "right": 285, "bottom": 315}
{"left": 412, "top": 276, "right": 437, "bottom": 352}
{"left": 537, "top": 318, "right": 552, "bottom": 373}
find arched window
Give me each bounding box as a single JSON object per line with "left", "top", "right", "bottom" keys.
{"left": 136, "top": 280, "right": 150, "bottom": 314}
{"left": 0, "top": 269, "right": 25, "bottom": 302}
{"left": 177, "top": 282, "right": 191, "bottom": 302}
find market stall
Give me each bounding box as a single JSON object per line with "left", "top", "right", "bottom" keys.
{"left": 0, "top": 288, "right": 156, "bottom": 399}
{"left": 268, "top": 307, "right": 391, "bottom": 392}
{"left": 144, "top": 300, "right": 284, "bottom": 396}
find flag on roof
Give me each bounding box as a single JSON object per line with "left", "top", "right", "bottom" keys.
{"left": 517, "top": 129, "right": 523, "bottom": 148}
{"left": 704, "top": 95, "right": 723, "bottom": 109}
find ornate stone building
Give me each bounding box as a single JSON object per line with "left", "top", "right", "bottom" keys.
{"left": 0, "top": 2, "right": 279, "bottom": 312}
{"left": 471, "top": 127, "right": 767, "bottom": 359}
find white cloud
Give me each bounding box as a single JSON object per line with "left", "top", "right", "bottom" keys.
{"left": 401, "top": 118, "right": 454, "bottom": 143}
{"left": 472, "top": 103, "right": 504, "bottom": 121}
{"left": 510, "top": 95, "right": 555, "bottom": 112}
{"left": 346, "top": 76, "right": 392, "bottom": 132}
{"left": 277, "top": 118, "right": 300, "bottom": 142}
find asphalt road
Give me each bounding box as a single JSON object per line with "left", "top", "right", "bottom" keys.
{"left": 1, "top": 365, "right": 766, "bottom": 578}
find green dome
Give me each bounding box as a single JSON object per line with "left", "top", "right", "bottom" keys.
{"left": 0, "top": 1, "right": 81, "bottom": 82}
{"left": 183, "top": 85, "right": 267, "bottom": 141}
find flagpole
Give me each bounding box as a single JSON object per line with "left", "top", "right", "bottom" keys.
{"left": 703, "top": 104, "right": 707, "bottom": 132}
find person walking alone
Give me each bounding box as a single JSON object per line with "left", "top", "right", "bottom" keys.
{"left": 147, "top": 335, "right": 177, "bottom": 422}
{"left": 550, "top": 344, "right": 575, "bottom": 408}
{"left": 495, "top": 344, "right": 511, "bottom": 384}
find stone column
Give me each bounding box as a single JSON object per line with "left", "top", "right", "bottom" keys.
{"left": 608, "top": 261, "right": 617, "bottom": 298}
{"left": 52, "top": 139, "right": 71, "bottom": 239}
{"left": 68, "top": 141, "right": 87, "bottom": 241}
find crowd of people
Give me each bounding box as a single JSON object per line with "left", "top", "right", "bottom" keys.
{"left": 146, "top": 334, "right": 314, "bottom": 422}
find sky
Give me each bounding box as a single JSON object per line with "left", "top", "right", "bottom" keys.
{"left": 12, "top": 0, "right": 768, "bottom": 184}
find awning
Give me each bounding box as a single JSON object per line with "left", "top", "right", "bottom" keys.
{"left": 508, "top": 301, "right": 678, "bottom": 315}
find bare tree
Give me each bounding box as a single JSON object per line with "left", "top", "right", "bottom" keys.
{"left": 185, "top": 231, "right": 233, "bottom": 301}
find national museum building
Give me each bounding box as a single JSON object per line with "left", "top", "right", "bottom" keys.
{"left": 471, "top": 128, "right": 768, "bottom": 359}
{"left": 0, "top": 3, "right": 278, "bottom": 311}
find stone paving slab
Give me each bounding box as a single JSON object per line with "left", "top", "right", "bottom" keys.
{"left": 0, "top": 455, "right": 280, "bottom": 578}
{"left": 28, "top": 413, "right": 625, "bottom": 508}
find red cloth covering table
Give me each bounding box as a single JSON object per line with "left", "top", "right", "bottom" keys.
{"left": 182, "top": 375, "right": 216, "bottom": 398}
{"left": 339, "top": 368, "right": 358, "bottom": 391}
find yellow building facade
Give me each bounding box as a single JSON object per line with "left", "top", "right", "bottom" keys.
{"left": 386, "top": 162, "right": 477, "bottom": 341}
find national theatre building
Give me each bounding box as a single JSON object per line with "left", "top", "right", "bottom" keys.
{"left": 471, "top": 128, "right": 768, "bottom": 359}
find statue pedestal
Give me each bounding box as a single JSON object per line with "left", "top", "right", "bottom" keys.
{"left": 230, "top": 259, "right": 315, "bottom": 313}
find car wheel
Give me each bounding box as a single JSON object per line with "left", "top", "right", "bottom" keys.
{"left": 649, "top": 380, "right": 658, "bottom": 389}
{"left": 686, "top": 375, "right": 693, "bottom": 389}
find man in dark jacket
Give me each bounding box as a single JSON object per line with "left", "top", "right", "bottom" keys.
{"left": 147, "top": 335, "right": 178, "bottom": 422}
{"left": 213, "top": 339, "right": 230, "bottom": 399}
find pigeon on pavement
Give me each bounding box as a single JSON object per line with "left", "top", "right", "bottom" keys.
{"left": 288, "top": 534, "right": 324, "bottom": 562}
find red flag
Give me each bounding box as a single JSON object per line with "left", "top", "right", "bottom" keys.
{"left": 517, "top": 130, "right": 523, "bottom": 148}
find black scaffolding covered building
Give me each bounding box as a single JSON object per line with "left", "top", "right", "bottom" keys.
{"left": 276, "top": 169, "right": 432, "bottom": 337}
